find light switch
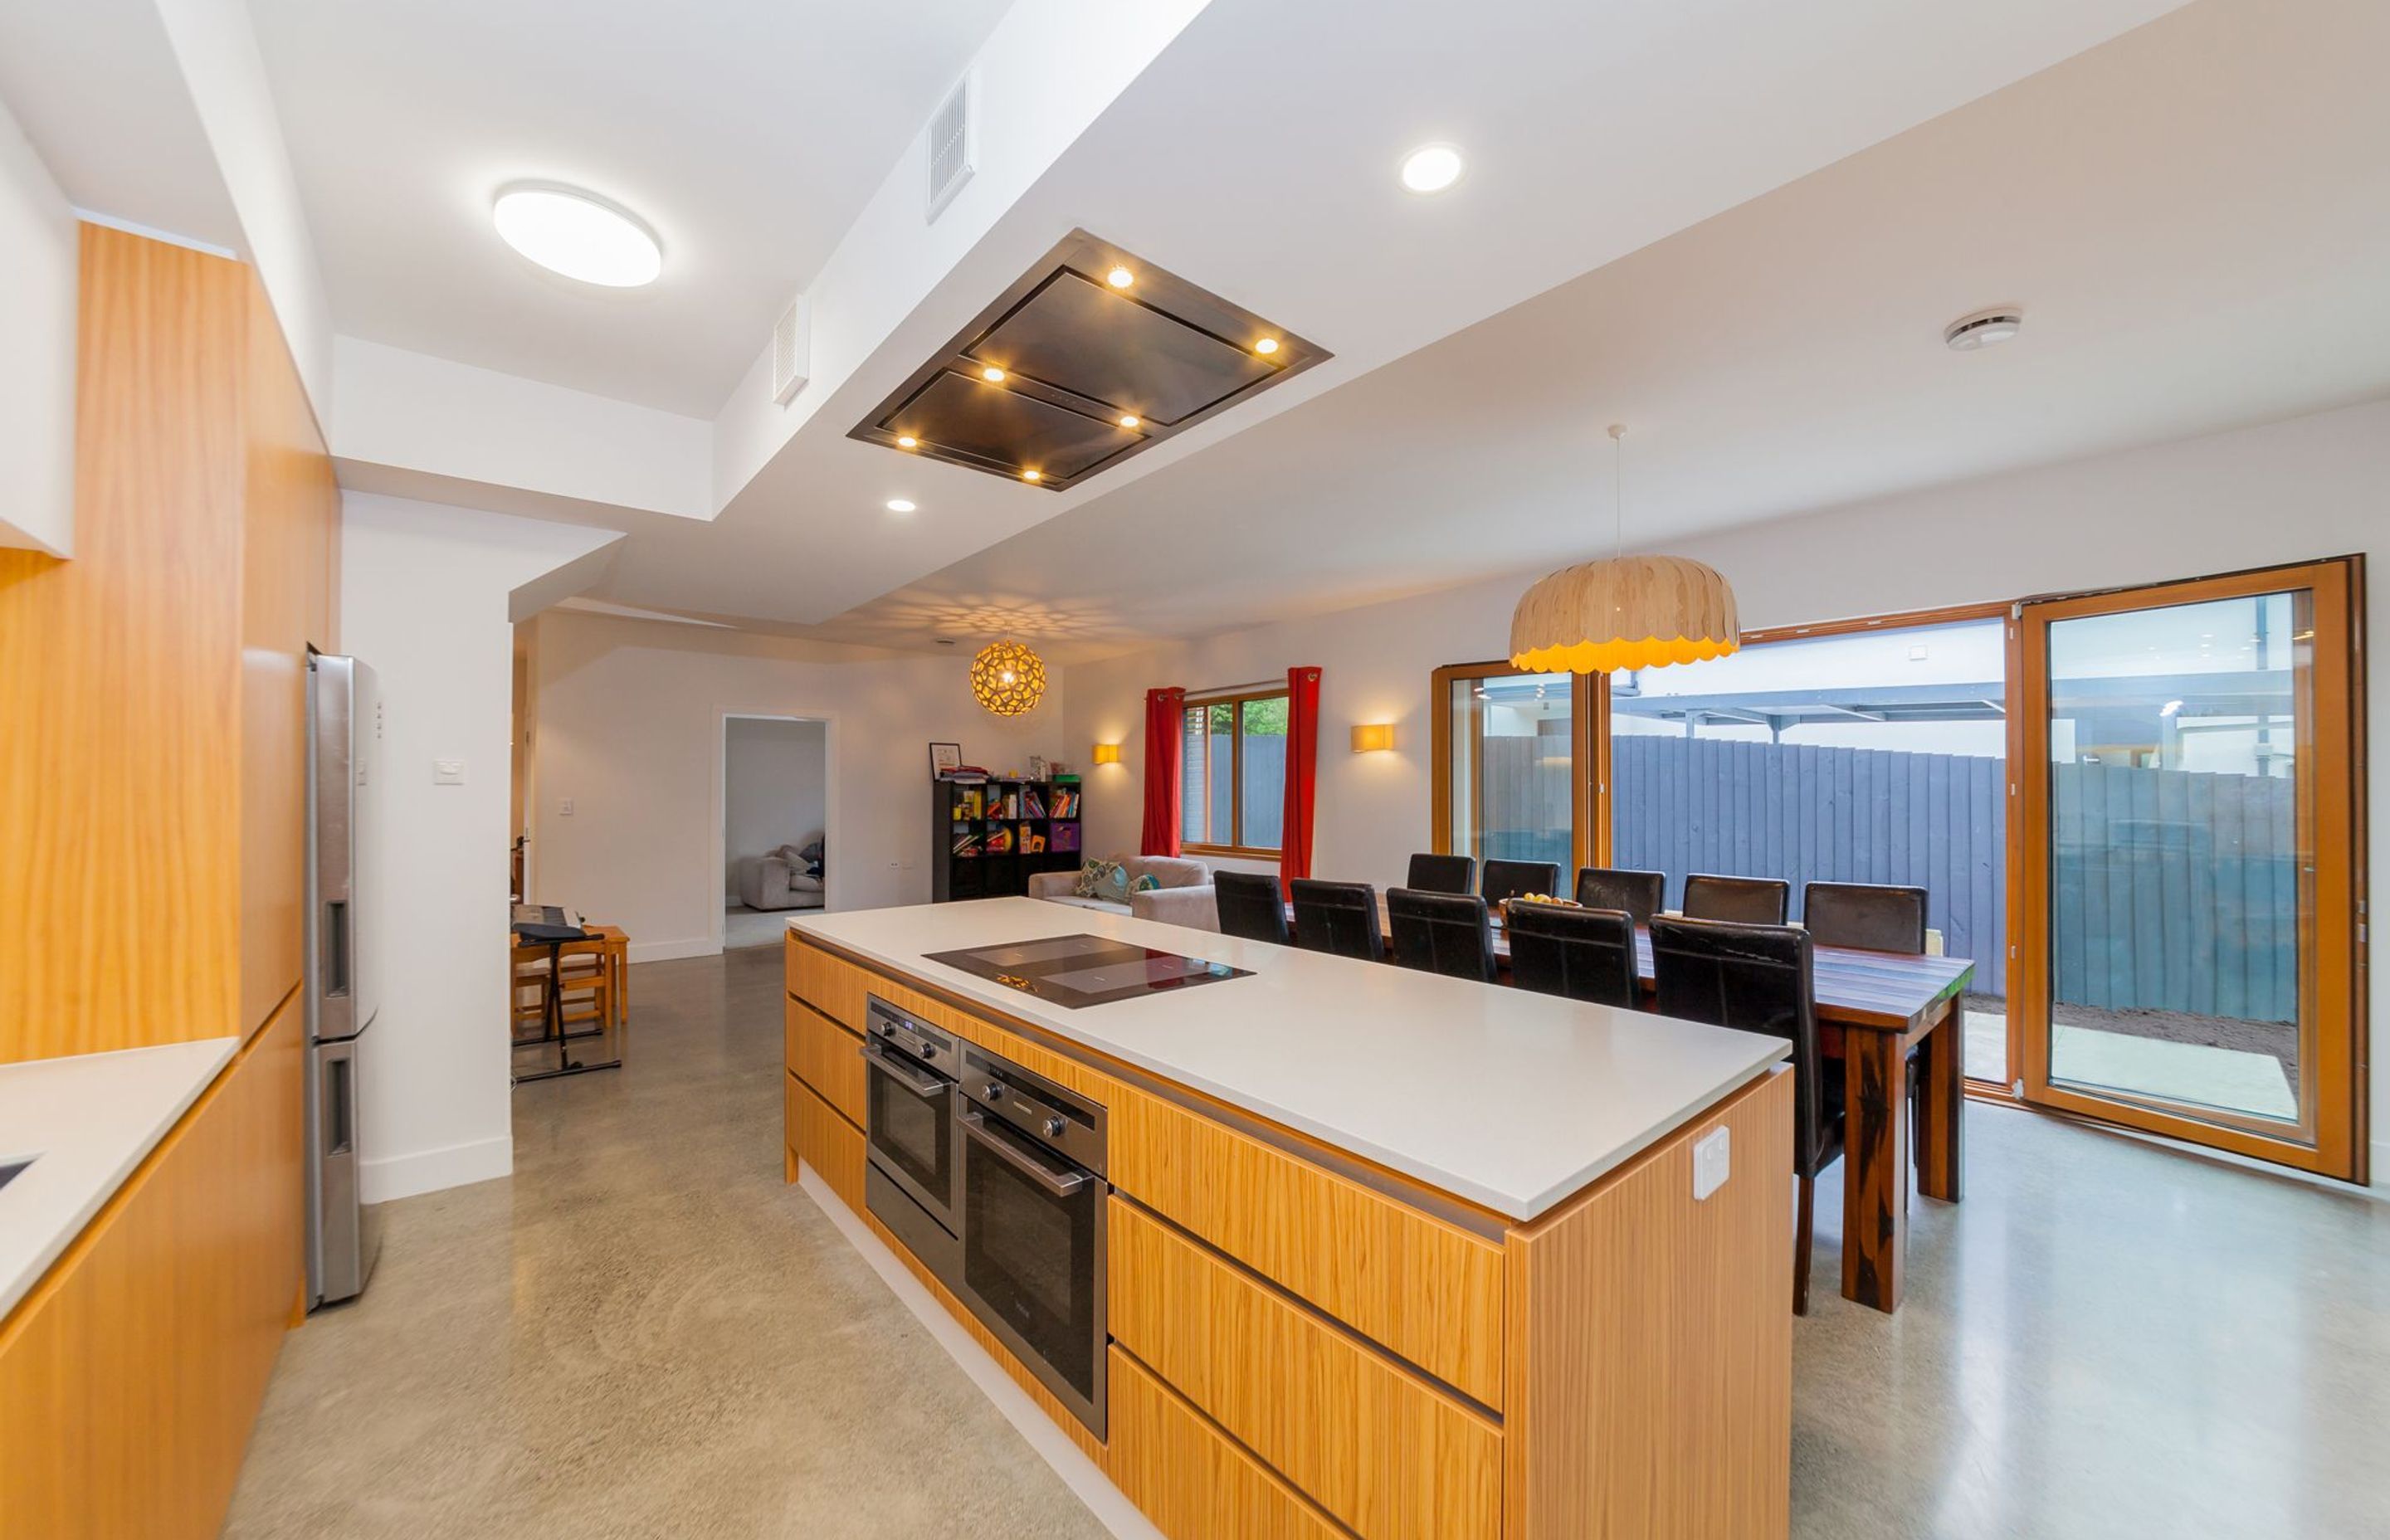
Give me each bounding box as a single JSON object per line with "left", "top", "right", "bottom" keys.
{"left": 433, "top": 758, "right": 466, "bottom": 786}
{"left": 1692, "top": 1126, "right": 1731, "bottom": 1201}
{"left": 558, "top": 798, "right": 574, "bottom": 816}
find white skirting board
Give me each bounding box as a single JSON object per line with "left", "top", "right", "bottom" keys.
{"left": 796, "top": 1165, "right": 1164, "bottom": 1540}
{"left": 359, "top": 1133, "right": 512, "bottom": 1203}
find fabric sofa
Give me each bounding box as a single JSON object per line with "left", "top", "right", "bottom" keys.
{"left": 735, "top": 836, "right": 826, "bottom": 912}
{"left": 1027, "top": 855, "right": 1219, "bottom": 932}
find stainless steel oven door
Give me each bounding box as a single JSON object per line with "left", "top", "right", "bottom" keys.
{"left": 861, "top": 1036, "right": 956, "bottom": 1231}
{"left": 957, "top": 1105, "right": 1106, "bottom": 1437}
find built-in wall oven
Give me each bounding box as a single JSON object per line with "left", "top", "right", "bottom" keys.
{"left": 853, "top": 994, "right": 1109, "bottom": 1440}
{"left": 861, "top": 997, "right": 960, "bottom": 1276}
{"left": 956, "top": 1045, "right": 1108, "bottom": 1437}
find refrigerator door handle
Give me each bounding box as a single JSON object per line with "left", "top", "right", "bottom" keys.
{"left": 323, "top": 899, "right": 350, "bottom": 997}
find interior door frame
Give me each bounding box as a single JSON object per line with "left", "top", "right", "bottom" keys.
{"left": 2009, "top": 556, "right": 2367, "bottom": 1182}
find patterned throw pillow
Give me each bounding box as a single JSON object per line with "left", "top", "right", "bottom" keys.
{"left": 1073, "top": 859, "right": 1125, "bottom": 900}
{"left": 1129, "top": 873, "right": 1160, "bottom": 894}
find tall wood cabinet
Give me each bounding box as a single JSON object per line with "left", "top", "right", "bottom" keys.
{"left": 0, "top": 225, "right": 339, "bottom": 1538}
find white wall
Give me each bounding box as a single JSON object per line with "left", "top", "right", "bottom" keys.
{"left": 0, "top": 91, "right": 76, "bottom": 556}
{"left": 1064, "top": 397, "right": 2390, "bottom": 1183}
{"left": 341, "top": 493, "right": 622, "bottom": 1201}
{"left": 529, "top": 611, "right": 1066, "bottom": 961}
{"left": 724, "top": 716, "right": 827, "bottom": 899}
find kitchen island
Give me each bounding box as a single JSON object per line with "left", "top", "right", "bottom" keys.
{"left": 786, "top": 897, "right": 1796, "bottom": 1539}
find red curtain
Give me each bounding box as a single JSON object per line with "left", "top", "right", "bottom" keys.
{"left": 1279, "top": 666, "right": 1322, "bottom": 896}
{"left": 1140, "top": 686, "right": 1186, "bottom": 857}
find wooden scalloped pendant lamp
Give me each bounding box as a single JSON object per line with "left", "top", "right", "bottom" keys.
{"left": 1508, "top": 426, "right": 1739, "bottom": 674}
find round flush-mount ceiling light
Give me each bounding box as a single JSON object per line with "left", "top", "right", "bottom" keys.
{"left": 1399, "top": 144, "right": 1465, "bottom": 194}
{"left": 492, "top": 184, "right": 661, "bottom": 287}
{"left": 885, "top": 499, "right": 916, "bottom": 514}
{"left": 1944, "top": 307, "right": 2024, "bottom": 351}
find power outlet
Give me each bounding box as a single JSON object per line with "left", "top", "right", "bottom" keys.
{"left": 558, "top": 798, "right": 575, "bottom": 816}
{"left": 1692, "top": 1126, "right": 1732, "bottom": 1201}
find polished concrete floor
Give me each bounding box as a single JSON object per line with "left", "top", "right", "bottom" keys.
{"left": 227, "top": 947, "right": 2390, "bottom": 1538}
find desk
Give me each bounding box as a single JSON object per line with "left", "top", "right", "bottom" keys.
{"left": 1285, "top": 899, "right": 1973, "bottom": 1312}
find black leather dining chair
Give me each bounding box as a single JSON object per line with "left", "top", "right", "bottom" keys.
{"left": 1802, "top": 882, "right": 1928, "bottom": 954}
{"left": 1507, "top": 905, "right": 1639, "bottom": 1008}
{"left": 1214, "top": 870, "right": 1290, "bottom": 946}
{"left": 1573, "top": 866, "right": 1666, "bottom": 927}
{"left": 1649, "top": 916, "right": 1838, "bottom": 1314}
{"left": 1405, "top": 852, "right": 1476, "bottom": 895}
{"left": 1386, "top": 889, "right": 1497, "bottom": 983}
{"left": 1481, "top": 858, "right": 1563, "bottom": 908}
{"left": 1682, "top": 873, "right": 1791, "bottom": 924}
{"left": 1289, "top": 879, "right": 1384, "bottom": 962}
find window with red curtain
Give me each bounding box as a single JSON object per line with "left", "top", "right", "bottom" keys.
{"left": 1139, "top": 687, "right": 1186, "bottom": 856}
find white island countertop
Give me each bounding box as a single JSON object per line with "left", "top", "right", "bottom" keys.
{"left": 0, "top": 1036, "right": 239, "bottom": 1321}
{"left": 793, "top": 898, "right": 1788, "bottom": 1221}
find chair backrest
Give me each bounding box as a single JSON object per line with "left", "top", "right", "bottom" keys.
{"left": 1506, "top": 904, "right": 1639, "bottom": 1008}
{"left": 1681, "top": 873, "right": 1790, "bottom": 924}
{"left": 1405, "top": 852, "right": 1476, "bottom": 895}
{"left": 1386, "top": 888, "right": 1496, "bottom": 983}
{"left": 1481, "top": 859, "right": 1563, "bottom": 907}
{"left": 1802, "top": 881, "right": 1927, "bottom": 954}
{"left": 1649, "top": 917, "right": 1827, "bottom": 1172}
{"left": 1288, "top": 880, "right": 1384, "bottom": 962}
{"left": 1573, "top": 867, "right": 1666, "bottom": 926}
{"left": 1213, "top": 870, "right": 1290, "bottom": 946}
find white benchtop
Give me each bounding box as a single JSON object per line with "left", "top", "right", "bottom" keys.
{"left": 0, "top": 1036, "right": 239, "bottom": 1321}
{"left": 792, "top": 898, "right": 1787, "bottom": 1221}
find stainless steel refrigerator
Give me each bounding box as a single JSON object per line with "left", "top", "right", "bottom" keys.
{"left": 305, "top": 652, "right": 383, "bottom": 1308}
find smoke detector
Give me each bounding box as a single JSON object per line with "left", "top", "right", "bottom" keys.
{"left": 925, "top": 72, "right": 977, "bottom": 222}
{"left": 1944, "top": 307, "right": 2023, "bottom": 351}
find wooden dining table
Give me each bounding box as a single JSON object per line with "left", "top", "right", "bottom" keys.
{"left": 1284, "top": 900, "right": 1973, "bottom": 1313}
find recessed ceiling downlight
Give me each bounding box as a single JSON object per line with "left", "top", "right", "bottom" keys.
{"left": 885, "top": 499, "right": 916, "bottom": 514}
{"left": 1945, "top": 307, "right": 2023, "bottom": 351}
{"left": 492, "top": 186, "right": 661, "bottom": 287}
{"left": 1399, "top": 144, "right": 1465, "bottom": 194}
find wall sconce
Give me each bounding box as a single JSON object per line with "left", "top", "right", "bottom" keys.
{"left": 1349, "top": 724, "right": 1394, "bottom": 753}
{"left": 1093, "top": 743, "right": 1122, "bottom": 765}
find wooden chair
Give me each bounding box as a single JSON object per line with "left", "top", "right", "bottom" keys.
{"left": 1682, "top": 874, "right": 1790, "bottom": 924}
{"left": 1404, "top": 852, "right": 1476, "bottom": 895}
{"left": 1215, "top": 871, "right": 1291, "bottom": 946}
{"left": 1573, "top": 867, "right": 1666, "bottom": 927}
{"left": 1289, "top": 880, "right": 1385, "bottom": 962}
{"left": 512, "top": 943, "right": 612, "bottom": 1038}
{"left": 1649, "top": 916, "right": 1837, "bottom": 1313}
{"left": 1387, "top": 889, "right": 1497, "bottom": 983}
{"left": 1506, "top": 905, "right": 1640, "bottom": 1008}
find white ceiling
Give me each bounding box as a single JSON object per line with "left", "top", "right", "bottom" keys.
{"left": 246, "top": 0, "right": 1013, "bottom": 417}
{"left": 522, "top": 0, "right": 2192, "bottom": 634}
{"left": 814, "top": 0, "right": 2390, "bottom": 659}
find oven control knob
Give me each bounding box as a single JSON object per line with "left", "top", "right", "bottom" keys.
{"left": 983, "top": 1083, "right": 1005, "bottom": 1102}
{"left": 1042, "top": 1116, "right": 1065, "bottom": 1139}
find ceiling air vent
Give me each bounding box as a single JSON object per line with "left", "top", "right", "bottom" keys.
{"left": 771, "top": 294, "right": 810, "bottom": 405}
{"left": 925, "top": 71, "right": 976, "bottom": 222}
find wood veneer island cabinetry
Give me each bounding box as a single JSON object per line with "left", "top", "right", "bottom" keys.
{"left": 785, "top": 899, "right": 1796, "bottom": 1539}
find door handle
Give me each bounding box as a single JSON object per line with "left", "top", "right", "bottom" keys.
{"left": 959, "top": 1110, "right": 1087, "bottom": 1196}
{"left": 859, "top": 1041, "right": 949, "bottom": 1099}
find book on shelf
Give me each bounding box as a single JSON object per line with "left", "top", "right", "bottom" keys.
{"left": 950, "top": 831, "right": 981, "bottom": 857}
{"left": 1022, "top": 828, "right": 1045, "bottom": 854}
{"left": 1052, "top": 822, "right": 1080, "bottom": 853}
{"left": 1050, "top": 787, "right": 1080, "bottom": 820}
{"left": 1022, "top": 787, "right": 1046, "bottom": 819}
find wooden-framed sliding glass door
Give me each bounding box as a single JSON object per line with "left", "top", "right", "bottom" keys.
{"left": 2012, "top": 558, "right": 2367, "bottom": 1180}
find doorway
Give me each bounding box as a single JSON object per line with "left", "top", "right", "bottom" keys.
{"left": 723, "top": 715, "right": 828, "bottom": 950}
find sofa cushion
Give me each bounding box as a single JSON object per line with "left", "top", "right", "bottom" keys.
{"left": 1125, "top": 855, "right": 1211, "bottom": 890}
{"left": 1073, "top": 858, "right": 1127, "bottom": 902}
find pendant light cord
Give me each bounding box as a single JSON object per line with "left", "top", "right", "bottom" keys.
{"left": 1609, "top": 424, "right": 1627, "bottom": 625}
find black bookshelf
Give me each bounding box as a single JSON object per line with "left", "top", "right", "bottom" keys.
{"left": 933, "top": 776, "right": 1084, "bottom": 902}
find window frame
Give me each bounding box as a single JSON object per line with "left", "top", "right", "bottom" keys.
{"left": 1179, "top": 685, "right": 1292, "bottom": 860}
{"left": 1428, "top": 660, "right": 1605, "bottom": 879}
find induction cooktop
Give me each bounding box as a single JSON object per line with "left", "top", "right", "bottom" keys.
{"left": 923, "top": 933, "right": 1251, "bottom": 1008}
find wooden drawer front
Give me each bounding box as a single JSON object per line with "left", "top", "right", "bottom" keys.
{"left": 785, "top": 997, "right": 866, "bottom": 1128}
{"left": 1110, "top": 1201, "right": 1501, "bottom": 1540}
{"left": 787, "top": 1073, "right": 865, "bottom": 1215}
{"left": 1110, "top": 1092, "right": 1506, "bottom": 1410}
{"left": 788, "top": 936, "right": 868, "bottom": 1032}
{"left": 1108, "top": 1348, "right": 1344, "bottom": 1540}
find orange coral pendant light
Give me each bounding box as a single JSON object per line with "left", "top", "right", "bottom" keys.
{"left": 1508, "top": 425, "right": 1739, "bottom": 674}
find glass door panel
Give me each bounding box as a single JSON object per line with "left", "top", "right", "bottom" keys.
{"left": 2016, "top": 561, "right": 2361, "bottom": 1177}
{"left": 1446, "top": 670, "right": 1576, "bottom": 870}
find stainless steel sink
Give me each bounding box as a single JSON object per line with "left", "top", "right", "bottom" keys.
{"left": 0, "top": 1156, "right": 34, "bottom": 1192}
